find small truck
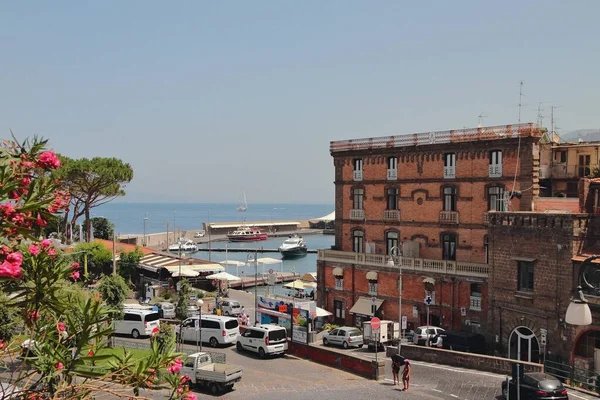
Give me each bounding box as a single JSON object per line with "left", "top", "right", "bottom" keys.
{"left": 181, "top": 352, "right": 243, "bottom": 394}
{"left": 363, "top": 320, "right": 399, "bottom": 351}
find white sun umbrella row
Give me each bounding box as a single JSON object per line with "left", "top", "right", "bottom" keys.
{"left": 218, "top": 257, "right": 283, "bottom": 277}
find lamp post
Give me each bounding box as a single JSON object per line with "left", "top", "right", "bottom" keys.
{"left": 143, "top": 213, "right": 148, "bottom": 246}
{"left": 247, "top": 251, "right": 258, "bottom": 326}
{"left": 197, "top": 299, "right": 204, "bottom": 352}
{"left": 387, "top": 246, "right": 402, "bottom": 354}
{"left": 565, "top": 254, "right": 600, "bottom": 325}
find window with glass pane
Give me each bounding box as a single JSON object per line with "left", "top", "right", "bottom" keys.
{"left": 353, "top": 188, "right": 364, "bottom": 209}
{"left": 517, "top": 261, "right": 534, "bottom": 292}
{"left": 443, "top": 187, "right": 457, "bottom": 211}
{"left": 442, "top": 233, "right": 456, "bottom": 260}
{"left": 353, "top": 230, "right": 364, "bottom": 253}
{"left": 490, "top": 150, "right": 502, "bottom": 166}
{"left": 386, "top": 231, "right": 399, "bottom": 255}
{"left": 388, "top": 156, "right": 397, "bottom": 170}
{"left": 335, "top": 277, "right": 343, "bottom": 290}
{"left": 488, "top": 186, "right": 506, "bottom": 211}
{"left": 483, "top": 235, "right": 489, "bottom": 264}
{"left": 386, "top": 187, "right": 398, "bottom": 210}
{"left": 354, "top": 158, "right": 363, "bottom": 171}
{"left": 368, "top": 282, "right": 378, "bottom": 295}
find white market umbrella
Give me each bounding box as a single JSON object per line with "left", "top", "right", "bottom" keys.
{"left": 283, "top": 279, "right": 310, "bottom": 290}
{"left": 171, "top": 270, "right": 199, "bottom": 278}
{"left": 206, "top": 271, "right": 241, "bottom": 282}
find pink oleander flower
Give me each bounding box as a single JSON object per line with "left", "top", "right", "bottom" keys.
{"left": 184, "top": 393, "right": 197, "bottom": 400}
{"left": 88, "top": 350, "right": 94, "bottom": 357}
{"left": 35, "top": 214, "right": 47, "bottom": 227}
{"left": 57, "top": 322, "right": 66, "bottom": 332}
{"left": 28, "top": 245, "right": 40, "bottom": 256}
{"left": 47, "top": 247, "right": 56, "bottom": 257}
{"left": 21, "top": 176, "right": 31, "bottom": 187}
{"left": 40, "top": 239, "right": 52, "bottom": 249}
{"left": 0, "top": 203, "right": 16, "bottom": 217}
{"left": 180, "top": 374, "right": 190, "bottom": 384}
{"left": 55, "top": 362, "right": 63, "bottom": 370}
{"left": 71, "top": 271, "right": 80, "bottom": 280}
{"left": 38, "top": 151, "right": 60, "bottom": 169}
{"left": 176, "top": 387, "right": 183, "bottom": 396}
{"left": 6, "top": 252, "right": 22, "bottom": 267}
{"left": 70, "top": 262, "right": 80, "bottom": 270}
{"left": 27, "top": 310, "right": 40, "bottom": 322}
{"left": 168, "top": 358, "right": 183, "bottom": 374}
{"left": 0, "top": 261, "right": 22, "bottom": 279}
{"left": 10, "top": 213, "right": 25, "bottom": 225}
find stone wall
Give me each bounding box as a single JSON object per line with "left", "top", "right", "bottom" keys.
{"left": 386, "top": 344, "right": 543, "bottom": 375}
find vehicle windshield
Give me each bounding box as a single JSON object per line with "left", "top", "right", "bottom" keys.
{"left": 268, "top": 329, "right": 287, "bottom": 341}
{"left": 145, "top": 313, "right": 160, "bottom": 322}
{"left": 347, "top": 329, "right": 362, "bottom": 336}
{"left": 231, "top": 302, "right": 240, "bottom": 308}
{"left": 225, "top": 320, "right": 239, "bottom": 330}
{"left": 284, "top": 239, "right": 297, "bottom": 244}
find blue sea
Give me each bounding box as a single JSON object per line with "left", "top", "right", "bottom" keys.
{"left": 94, "top": 202, "right": 334, "bottom": 235}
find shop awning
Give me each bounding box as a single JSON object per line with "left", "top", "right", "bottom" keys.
{"left": 366, "top": 271, "right": 378, "bottom": 281}
{"left": 349, "top": 296, "right": 384, "bottom": 316}
{"left": 422, "top": 277, "right": 435, "bottom": 285}
{"left": 332, "top": 267, "right": 343, "bottom": 277}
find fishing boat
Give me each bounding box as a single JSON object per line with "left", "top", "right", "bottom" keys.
{"left": 278, "top": 234, "right": 308, "bottom": 258}
{"left": 236, "top": 190, "right": 248, "bottom": 212}
{"left": 227, "top": 226, "right": 267, "bottom": 242}
{"left": 168, "top": 239, "right": 198, "bottom": 253}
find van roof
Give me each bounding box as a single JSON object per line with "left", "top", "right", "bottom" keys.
{"left": 123, "top": 309, "right": 158, "bottom": 315}
{"left": 253, "top": 324, "right": 286, "bottom": 331}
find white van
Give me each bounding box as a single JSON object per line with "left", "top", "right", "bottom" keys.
{"left": 114, "top": 309, "right": 160, "bottom": 339}
{"left": 220, "top": 300, "right": 242, "bottom": 316}
{"left": 177, "top": 315, "right": 239, "bottom": 347}
{"left": 236, "top": 324, "right": 288, "bottom": 358}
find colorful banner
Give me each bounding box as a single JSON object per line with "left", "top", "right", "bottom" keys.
{"left": 292, "top": 308, "right": 309, "bottom": 344}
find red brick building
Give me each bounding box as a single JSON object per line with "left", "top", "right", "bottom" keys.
{"left": 486, "top": 178, "right": 600, "bottom": 376}
{"left": 317, "top": 123, "right": 545, "bottom": 335}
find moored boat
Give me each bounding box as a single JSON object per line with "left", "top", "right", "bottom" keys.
{"left": 278, "top": 234, "right": 308, "bottom": 258}
{"left": 227, "top": 226, "right": 267, "bottom": 242}
{"left": 168, "top": 239, "right": 198, "bottom": 253}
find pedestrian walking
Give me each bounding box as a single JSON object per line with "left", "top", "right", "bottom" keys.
{"left": 432, "top": 334, "right": 443, "bottom": 349}
{"left": 401, "top": 359, "right": 411, "bottom": 391}
{"left": 391, "top": 354, "right": 404, "bottom": 385}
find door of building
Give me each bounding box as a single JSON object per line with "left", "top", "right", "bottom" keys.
{"left": 333, "top": 300, "right": 345, "bottom": 325}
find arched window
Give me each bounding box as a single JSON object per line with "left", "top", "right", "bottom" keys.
{"left": 386, "top": 231, "right": 399, "bottom": 255}
{"left": 352, "top": 230, "right": 364, "bottom": 253}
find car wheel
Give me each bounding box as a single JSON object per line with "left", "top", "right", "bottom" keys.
{"left": 323, "top": 338, "right": 329, "bottom": 346}
{"left": 209, "top": 337, "right": 219, "bottom": 348}
{"left": 209, "top": 382, "right": 220, "bottom": 395}
{"left": 258, "top": 347, "right": 266, "bottom": 358}
{"left": 343, "top": 341, "right": 349, "bottom": 349}
{"left": 131, "top": 329, "right": 140, "bottom": 339}
{"left": 236, "top": 342, "right": 243, "bottom": 352}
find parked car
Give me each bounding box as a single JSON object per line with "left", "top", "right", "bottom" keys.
{"left": 322, "top": 326, "right": 363, "bottom": 349}
{"left": 442, "top": 331, "right": 486, "bottom": 353}
{"left": 502, "top": 372, "right": 569, "bottom": 399}
{"left": 114, "top": 309, "right": 160, "bottom": 339}
{"left": 181, "top": 352, "right": 242, "bottom": 395}
{"left": 175, "top": 315, "right": 239, "bottom": 347}
{"left": 194, "top": 231, "right": 206, "bottom": 238}
{"left": 187, "top": 305, "right": 200, "bottom": 317}
{"left": 220, "top": 300, "right": 242, "bottom": 316}
{"left": 412, "top": 326, "right": 445, "bottom": 345}
{"left": 156, "top": 302, "right": 176, "bottom": 319}
{"left": 236, "top": 324, "right": 288, "bottom": 358}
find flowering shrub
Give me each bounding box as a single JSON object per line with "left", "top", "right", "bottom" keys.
{"left": 0, "top": 137, "right": 183, "bottom": 399}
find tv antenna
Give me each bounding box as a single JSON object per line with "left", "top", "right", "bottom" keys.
{"left": 536, "top": 102, "right": 544, "bottom": 127}
{"left": 478, "top": 112, "right": 487, "bottom": 127}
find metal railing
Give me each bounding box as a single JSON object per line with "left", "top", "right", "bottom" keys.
{"left": 444, "top": 166, "right": 456, "bottom": 179}
{"left": 546, "top": 163, "right": 599, "bottom": 179}
{"left": 387, "top": 169, "right": 397, "bottom": 180}
{"left": 318, "top": 249, "right": 489, "bottom": 278}
{"left": 353, "top": 170, "right": 363, "bottom": 181}
{"left": 544, "top": 359, "right": 600, "bottom": 394}
{"left": 483, "top": 212, "right": 490, "bottom": 225}
{"left": 349, "top": 209, "right": 365, "bottom": 220}
{"left": 489, "top": 164, "right": 503, "bottom": 178}
{"left": 470, "top": 295, "right": 482, "bottom": 311}
{"left": 439, "top": 211, "right": 459, "bottom": 224}
{"left": 383, "top": 209, "right": 400, "bottom": 221}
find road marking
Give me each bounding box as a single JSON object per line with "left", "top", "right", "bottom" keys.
{"left": 411, "top": 360, "right": 505, "bottom": 379}
{"left": 450, "top": 394, "right": 458, "bottom": 398}
{"left": 431, "top": 389, "right": 442, "bottom": 392}
{"left": 568, "top": 391, "right": 593, "bottom": 400}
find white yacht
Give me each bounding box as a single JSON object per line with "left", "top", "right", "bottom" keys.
{"left": 168, "top": 239, "right": 198, "bottom": 253}
{"left": 278, "top": 234, "right": 308, "bottom": 258}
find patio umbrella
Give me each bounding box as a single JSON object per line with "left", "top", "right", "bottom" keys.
{"left": 283, "top": 279, "right": 309, "bottom": 290}
{"left": 206, "top": 271, "right": 241, "bottom": 282}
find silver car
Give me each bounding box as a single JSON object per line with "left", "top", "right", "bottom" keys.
{"left": 322, "top": 327, "right": 364, "bottom": 349}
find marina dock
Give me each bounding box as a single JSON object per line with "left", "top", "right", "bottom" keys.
{"left": 197, "top": 247, "right": 317, "bottom": 254}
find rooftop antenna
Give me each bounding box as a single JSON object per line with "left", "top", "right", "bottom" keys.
{"left": 518, "top": 81, "right": 524, "bottom": 125}
{"left": 536, "top": 102, "right": 544, "bottom": 127}
{"left": 478, "top": 112, "right": 487, "bottom": 127}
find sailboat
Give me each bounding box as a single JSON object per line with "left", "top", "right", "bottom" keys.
{"left": 236, "top": 190, "right": 248, "bottom": 212}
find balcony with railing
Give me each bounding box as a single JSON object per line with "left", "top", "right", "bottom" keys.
{"left": 439, "top": 211, "right": 459, "bottom": 225}
{"left": 383, "top": 209, "right": 400, "bottom": 221}
{"left": 444, "top": 166, "right": 456, "bottom": 179}
{"left": 483, "top": 212, "right": 489, "bottom": 225}
{"left": 546, "top": 164, "right": 599, "bottom": 179}
{"left": 349, "top": 209, "right": 365, "bottom": 220}
{"left": 470, "top": 295, "right": 482, "bottom": 311}
{"left": 387, "top": 169, "right": 397, "bottom": 180}
{"left": 318, "top": 249, "right": 489, "bottom": 278}
{"left": 489, "top": 164, "right": 502, "bottom": 178}
{"left": 353, "top": 170, "right": 363, "bottom": 181}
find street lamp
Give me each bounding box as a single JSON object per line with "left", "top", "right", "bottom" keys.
{"left": 143, "top": 213, "right": 149, "bottom": 246}
{"left": 387, "top": 246, "right": 402, "bottom": 354}
{"left": 247, "top": 251, "right": 258, "bottom": 326}
{"left": 565, "top": 255, "right": 600, "bottom": 325}
{"left": 197, "top": 299, "right": 204, "bottom": 352}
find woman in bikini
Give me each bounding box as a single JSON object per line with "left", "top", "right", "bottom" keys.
{"left": 402, "top": 359, "right": 411, "bottom": 391}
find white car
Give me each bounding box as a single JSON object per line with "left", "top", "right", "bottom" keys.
{"left": 220, "top": 300, "right": 242, "bottom": 316}
{"left": 322, "top": 326, "right": 364, "bottom": 349}
{"left": 236, "top": 324, "right": 288, "bottom": 358}
{"left": 413, "top": 326, "right": 445, "bottom": 345}
{"left": 194, "top": 231, "right": 205, "bottom": 238}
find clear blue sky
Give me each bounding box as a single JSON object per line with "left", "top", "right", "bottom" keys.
{"left": 1, "top": 1, "right": 598, "bottom": 203}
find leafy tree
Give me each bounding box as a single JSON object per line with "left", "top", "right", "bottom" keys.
{"left": 152, "top": 323, "right": 175, "bottom": 354}
{"left": 73, "top": 241, "right": 113, "bottom": 279}
{"left": 97, "top": 274, "right": 130, "bottom": 319}
{"left": 175, "top": 279, "right": 192, "bottom": 320}
{"left": 55, "top": 156, "right": 133, "bottom": 242}
{"left": 83, "top": 216, "right": 114, "bottom": 240}
{"left": 117, "top": 248, "right": 143, "bottom": 283}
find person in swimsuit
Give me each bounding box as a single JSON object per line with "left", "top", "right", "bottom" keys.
{"left": 391, "top": 354, "right": 402, "bottom": 385}
{"left": 402, "top": 359, "right": 411, "bottom": 391}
